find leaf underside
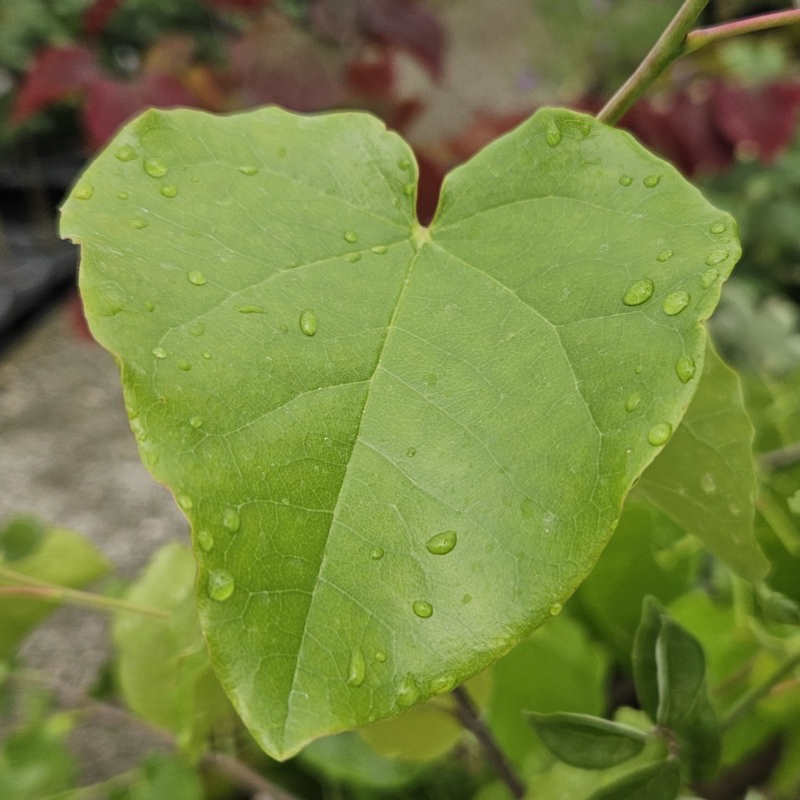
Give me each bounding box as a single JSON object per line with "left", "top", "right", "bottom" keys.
{"left": 61, "top": 106, "right": 739, "bottom": 758}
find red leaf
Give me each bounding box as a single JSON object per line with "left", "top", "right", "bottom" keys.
{"left": 83, "top": 73, "right": 197, "bottom": 149}
{"left": 12, "top": 46, "right": 99, "bottom": 123}
{"left": 713, "top": 81, "right": 800, "bottom": 163}
{"left": 346, "top": 51, "right": 395, "bottom": 96}
{"left": 358, "top": 0, "right": 445, "bottom": 77}
{"left": 83, "top": 0, "right": 122, "bottom": 36}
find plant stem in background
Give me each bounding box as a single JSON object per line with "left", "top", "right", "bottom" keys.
{"left": 721, "top": 649, "right": 800, "bottom": 731}
{"left": 760, "top": 442, "right": 800, "bottom": 471}
{"left": 452, "top": 686, "right": 526, "bottom": 799}
{"left": 598, "top": 2, "right": 800, "bottom": 125}
{"left": 686, "top": 9, "right": 800, "bottom": 52}
{"left": 597, "top": 0, "right": 710, "bottom": 124}
{"left": 0, "top": 566, "right": 168, "bottom": 619}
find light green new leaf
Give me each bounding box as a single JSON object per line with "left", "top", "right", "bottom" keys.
{"left": 636, "top": 343, "right": 767, "bottom": 580}
{"left": 0, "top": 519, "right": 109, "bottom": 659}
{"left": 61, "top": 105, "right": 738, "bottom": 758}
{"left": 529, "top": 712, "right": 647, "bottom": 770}
{"left": 113, "top": 543, "right": 231, "bottom": 753}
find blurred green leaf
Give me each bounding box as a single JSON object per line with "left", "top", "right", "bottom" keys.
{"left": 586, "top": 759, "right": 680, "bottom": 800}
{"left": 112, "top": 542, "right": 231, "bottom": 755}
{"left": 0, "top": 520, "right": 109, "bottom": 659}
{"left": 636, "top": 343, "right": 768, "bottom": 581}
{"left": 573, "top": 502, "right": 698, "bottom": 660}
{"left": 632, "top": 596, "right": 664, "bottom": 722}
{"left": 0, "top": 516, "right": 45, "bottom": 562}
{"left": 127, "top": 754, "right": 203, "bottom": 800}
{"left": 756, "top": 583, "right": 800, "bottom": 626}
{"left": 487, "top": 614, "right": 609, "bottom": 766}
{"left": 529, "top": 712, "right": 647, "bottom": 770}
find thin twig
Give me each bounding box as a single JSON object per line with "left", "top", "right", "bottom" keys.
{"left": 721, "top": 649, "right": 800, "bottom": 731}
{"left": 597, "top": 0, "right": 710, "bottom": 124}
{"left": 686, "top": 9, "right": 800, "bottom": 52}
{"left": 452, "top": 686, "right": 526, "bottom": 799}
{"left": 0, "top": 566, "right": 168, "bottom": 619}
{"left": 759, "top": 442, "right": 800, "bottom": 471}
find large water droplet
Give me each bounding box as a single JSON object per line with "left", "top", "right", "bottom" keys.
{"left": 74, "top": 183, "right": 94, "bottom": 200}
{"left": 115, "top": 145, "right": 137, "bottom": 161}
{"left": 623, "top": 278, "right": 654, "bottom": 306}
{"left": 299, "top": 309, "right": 317, "bottom": 337}
{"left": 144, "top": 158, "right": 168, "bottom": 178}
{"left": 347, "top": 648, "right": 366, "bottom": 687}
{"left": 396, "top": 675, "right": 420, "bottom": 707}
{"left": 222, "top": 508, "right": 240, "bottom": 532}
{"left": 344, "top": 231, "right": 358, "bottom": 243}
{"left": 662, "top": 290, "right": 690, "bottom": 316}
{"left": 412, "top": 600, "right": 433, "bottom": 618}
{"left": 619, "top": 174, "right": 633, "bottom": 187}
{"left": 188, "top": 271, "right": 207, "bottom": 286}
{"left": 152, "top": 346, "right": 167, "bottom": 359}
{"left": 648, "top": 422, "right": 673, "bottom": 446}
{"left": 675, "top": 355, "right": 696, "bottom": 383}
{"left": 643, "top": 174, "right": 661, "bottom": 188}
{"left": 197, "top": 530, "right": 214, "bottom": 552}
{"left": 426, "top": 530, "right": 457, "bottom": 555}
{"left": 700, "top": 473, "right": 717, "bottom": 495}
{"left": 625, "top": 392, "right": 641, "bottom": 412}
{"left": 160, "top": 185, "right": 177, "bottom": 198}
{"left": 208, "top": 569, "right": 235, "bottom": 602}
{"left": 705, "top": 250, "right": 728, "bottom": 266}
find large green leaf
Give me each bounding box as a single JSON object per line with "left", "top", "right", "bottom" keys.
{"left": 112, "top": 542, "right": 231, "bottom": 753}
{"left": 0, "top": 519, "right": 109, "bottom": 659}
{"left": 635, "top": 344, "right": 767, "bottom": 580}
{"left": 61, "top": 105, "right": 738, "bottom": 758}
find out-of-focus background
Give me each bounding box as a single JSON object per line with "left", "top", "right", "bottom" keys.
{"left": 2, "top": 1, "right": 800, "bottom": 798}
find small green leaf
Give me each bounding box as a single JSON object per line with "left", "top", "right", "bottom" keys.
{"left": 632, "top": 596, "right": 664, "bottom": 721}
{"left": 529, "top": 712, "right": 647, "bottom": 769}
{"left": 0, "top": 516, "right": 45, "bottom": 562}
{"left": 0, "top": 522, "right": 109, "bottom": 659}
{"left": 62, "top": 105, "right": 738, "bottom": 757}
{"left": 636, "top": 343, "right": 768, "bottom": 581}
{"left": 129, "top": 754, "right": 203, "bottom": 800}
{"left": 587, "top": 759, "right": 681, "bottom": 800}
{"left": 113, "top": 543, "right": 231, "bottom": 754}
{"left": 756, "top": 583, "right": 800, "bottom": 626}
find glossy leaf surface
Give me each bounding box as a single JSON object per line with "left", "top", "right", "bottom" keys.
{"left": 62, "top": 105, "right": 738, "bottom": 757}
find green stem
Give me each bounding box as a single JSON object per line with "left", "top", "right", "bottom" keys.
{"left": 760, "top": 441, "right": 800, "bottom": 471}
{"left": 597, "top": 0, "right": 710, "bottom": 124}
{"left": 721, "top": 649, "right": 800, "bottom": 731}
{"left": 0, "top": 566, "right": 168, "bottom": 620}
{"left": 686, "top": 9, "right": 800, "bottom": 53}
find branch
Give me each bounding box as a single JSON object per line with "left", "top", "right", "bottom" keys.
{"left": 0, "top": 566, "right": 168, "bottom": 619}
{"left": 597, "top": 0, "right": 710, "bottom": 124}
{"left": 452, "top": 686, "right": 526, "bottom": 799}
{"left": 686, "top": 9, "right": 800, "bottom": 53}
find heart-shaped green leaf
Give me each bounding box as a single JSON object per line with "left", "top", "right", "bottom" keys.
{"left": 60, "top": 106, "right": 738, "bottom": 758}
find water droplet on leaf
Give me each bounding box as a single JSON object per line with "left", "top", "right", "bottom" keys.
{"left": 115, "top": 145, "right": 137, "bottom": 161}
{"left": 643, "top": 174, "right": 661, "bottom": 188}
{"left": 375, "top": 650, "right": 387, "bottom": 662}
{"left": 347, "top": 648, "right": 366, "bottom": 687}
{"left": 189, "top": 416, "right": 203, "bottom": 429}
{"left": 152, "top": 346, "right": 167, "bottom": 359}
{"left": 178, "top": 359, "right": 191, "bottom": 371}
{"left": 426, "top": 530, "right": 457, "bottom": 555}
{"left": 675, "top": 355, "right": 696, "bottom": 383}
{"left": 710, "top": 222, "right": 726, "bottom": 234}
{"left": 197, "top": 530, "right": 214, "bottom": 551}
{"left": 406, "top": 447, "right": 416, "bottom": 457}
{"left": 370, "top": 547, "right": 384, "bottom": 560}
{"left": 702, "top": 267, "right": 719, "bottom": 288}
{"left": 177, "top": 494, "right": 193, "bottom": 510}
{"left": 160, "top": 185, "right": 177, "bottom": 198}
{"left": 412, "top": 600, "right": 433, "bottom": 618}
{"left": 705, "top": 250, "right": 728, "bottom": 266}
{"left": 74, "top": 183, "right": 94, "bottom": 200}
{"left": 549, "top": 602, "right": 563, "bottom": 616}
{"left": 623, "top": 278, "right": 654, "bottom": 306}
{"left": 625, "top": 392, "right": 641, "bottom": 412}
{"left": 188, "top": 271, "right": 207, "bottom": 286}
{"left": 238, "top": 165, "right": 258, "bottom": 175}
{"left": 299, "top": 309, "right": 317, "bottom": 336}
{"left": 130, "top": 218, "right": 148, "bottom": 229}
{"left": 344, "top": 231, "right": 358, "bottom": 243}
{"left": 619, "top": 175, "right": 633, "bottom": 186}
{"left": 397, "top": 675, "right": 420, "bottom": 707}
{"left": 144, "top": 158, "right": 168, "bottom": 178}
{"left": 371, "top": 245, "right": 388, "bottom": 254}
{"left": 657, "top": 249, "right": 673, "bottom": 262}
{"left": 662, "top": 290, "right": 690, "bottom": 316}
{"left": 222, "top": 508, "right": 240, "bottom": 532}
{"left": 701, "top": 473, "right": 717, "bottom": 494}
{"left": 208, "top": 570, "right": 235, "bottom": 602}
{"left": 237, "top": 305, "right": 264, "bottom": 314}
{"left": 648, "top": 422, "right": 673, "bottom": 446}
